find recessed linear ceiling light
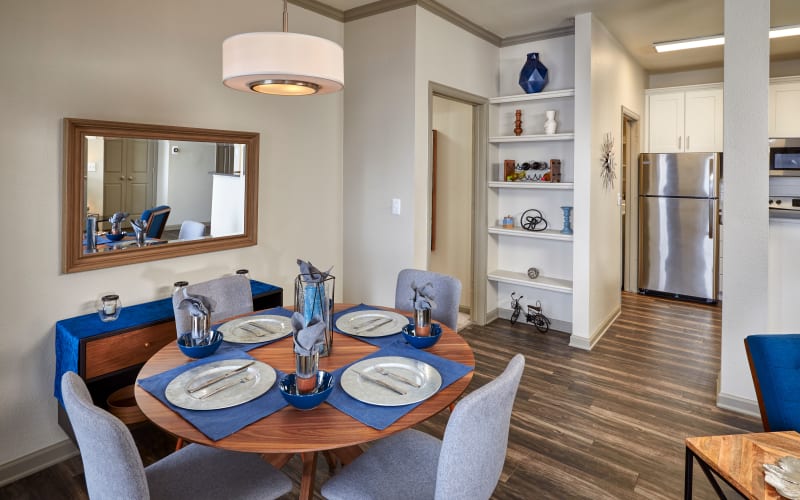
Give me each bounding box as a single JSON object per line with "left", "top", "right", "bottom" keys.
{"left": 653, "top": 24, "right": 800, "bottom": 53}
{"left": 222, "top": 0, "right": 343, "bottom": 96}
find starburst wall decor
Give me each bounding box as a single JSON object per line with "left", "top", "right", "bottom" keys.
{"left": 600, "top": 132, "right": 616, "bottom": 190}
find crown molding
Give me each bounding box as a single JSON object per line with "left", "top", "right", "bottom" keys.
{"left": 290, "top": 0, "right": 572, "bottom": 48}
{"left": 501, "top": 25, "right": 575, "bottom": 47}
{"left": 288, "top": 0, "right": 345, "bottom": 22}
{"left": 344, "top": 0, "right": 417, "bottom": 22}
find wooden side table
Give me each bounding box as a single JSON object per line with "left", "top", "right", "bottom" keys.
{"left": 685, "top": 431, "right": 800, "bottom": 499}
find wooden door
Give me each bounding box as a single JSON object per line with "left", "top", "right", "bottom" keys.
{"left": 102, "top": 138, "right": 125, "bottom": 226}
{"left": 125, "top": 138, "right": 154, "bottom": 220}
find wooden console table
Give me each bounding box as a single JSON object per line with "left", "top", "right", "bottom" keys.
{"left": 54, "top": 280, "right": 282, "bottom": 441}
{"left": 685, "top": 431, "right": 800, "bottom": 499}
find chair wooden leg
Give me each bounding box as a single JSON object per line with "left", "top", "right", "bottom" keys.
{"left": 449, "top": 403, "right": 455, "bottom": 412}
{"left": 174, "top": 437, "right": 184, "bottom": 451}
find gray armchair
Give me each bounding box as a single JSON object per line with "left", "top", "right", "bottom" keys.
{"left": 394, "top": 269, "right": 462, "bottom": 330}
{"left": 321, "top": 354, "right": 525, "bottom": 500}
{"left": 172, "top": 275, "right": 253, "bottom": 337}
{"left": 61, "top": 371, "right": 292, "bottom": 499}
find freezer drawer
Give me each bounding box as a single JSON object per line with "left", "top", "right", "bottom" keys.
{"left": 638, "top": 196, "right": 719, "bottom": 301}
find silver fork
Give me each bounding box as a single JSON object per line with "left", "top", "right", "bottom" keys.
{"left": 199, "top": 374, "right": 255, "bottom": 399}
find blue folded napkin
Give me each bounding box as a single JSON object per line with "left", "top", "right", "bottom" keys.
{"left": 137, "top": 350, "right": 288, "bottom": 441}
{"left": 332, "top": 304, "right": 411, "bottom": 348}
{"left": 326, "top": 340, "right": 473, "bottom": 430}
{"left": 214, "top": 307, "right": 294, "bottom": 354}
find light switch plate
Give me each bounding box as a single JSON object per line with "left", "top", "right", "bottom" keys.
{"left": 391, "top": 198, "right": 401, "bottom": 215}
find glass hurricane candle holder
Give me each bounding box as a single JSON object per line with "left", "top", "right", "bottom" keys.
{"left": 97, "top": 294, "right": 122, "bottom": 322}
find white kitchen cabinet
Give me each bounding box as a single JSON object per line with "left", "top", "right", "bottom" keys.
{"left": 487, "top": 89, "right": 575, "bottom": 328}
{"left": 769, "top": 77, "right": 800, "bottom": 138}
{"left": 646, "top": 85, "right": 723, "bottom": 153}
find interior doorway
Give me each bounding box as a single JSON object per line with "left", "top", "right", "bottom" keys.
{"left": 431, "top": 95, "right": 474, "bottom": 329}
{"left": 621, "top": 108, "right": 640, "bottom": 292}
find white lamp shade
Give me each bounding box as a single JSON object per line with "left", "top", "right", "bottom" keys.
{"left": 222, "top": 32, "right": 344, "bottom": 95}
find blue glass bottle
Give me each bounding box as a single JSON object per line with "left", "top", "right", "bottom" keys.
{"left": 519, "top": 52, "right": 549, "bottom": 94}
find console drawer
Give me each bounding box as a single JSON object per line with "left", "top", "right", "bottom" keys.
{"left": 84, "top": 322, "right": 175, "bottom": 379}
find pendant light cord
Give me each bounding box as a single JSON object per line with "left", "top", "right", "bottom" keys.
{"left": 283, "top": 0, "right": 288, "bottom": 32}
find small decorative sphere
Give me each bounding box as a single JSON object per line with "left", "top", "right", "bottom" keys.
{"left": 527, "top": 267, "right": 540, "bottom": 279}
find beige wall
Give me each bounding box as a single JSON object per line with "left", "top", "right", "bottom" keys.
{"left": 572, "top": 13, "right": 647, "bottom": 349}
{"left": 0, "top": 0, "right": 343, "bottom": 473}
{"left": 430, "top": 96, "right": 473, "bottom": 309}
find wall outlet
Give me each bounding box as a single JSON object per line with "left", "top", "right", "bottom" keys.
{"left": 391, "top": 198, "right": 401, "bottom": 215}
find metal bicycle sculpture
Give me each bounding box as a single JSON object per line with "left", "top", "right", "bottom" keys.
{"left": 510, "top": 292, "right": 551, "bottom": 333}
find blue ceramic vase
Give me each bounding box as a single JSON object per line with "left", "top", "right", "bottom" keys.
{"left": 519, "top": 52, "right": 549, "bottom": 94}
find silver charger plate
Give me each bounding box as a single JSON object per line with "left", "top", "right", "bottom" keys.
{"left": 341, "top": 356, "right": 442, "bottom": 406}
{"left": 165, "top": 359, "right": 276, "bottom": 411}
{"left": 336, "top": 310, "right": 409, "bottom": 337}
{"left": 218, "top": 315, "right": 292, "bottom": 343}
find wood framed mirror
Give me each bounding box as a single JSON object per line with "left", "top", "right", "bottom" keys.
{"left": 63, "top": 118, "right": 259, "bottom": 273}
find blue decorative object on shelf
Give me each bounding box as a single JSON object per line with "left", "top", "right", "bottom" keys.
{"left": 560, "top": 206, "right": 573, "bottom": 235}
{"left": 519, "top": 52, "right": 549, "bottom": 94}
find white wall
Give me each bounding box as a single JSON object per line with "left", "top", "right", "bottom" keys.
{"left": 342, "top": 7, "right": 416, "bottom": 307}
{"left": 571, "top": 13, "right": 647, "bottom": 349}
{"left": 717, "top": 0, "right": 770, "bottom": 412}
{"left": 210, "top": 174, "right": 245, "bottom": 237}
{"left": 0, "top": 0, "right": 343, "bottom": 473}
{"left": 166, "top": 141, "right": 215, "bottom": 226}
{"left": 85, "top": 137, "right": 105, "bottom": 215}
{"left": 430, "top": 96, "right": 473, "bottom": 309}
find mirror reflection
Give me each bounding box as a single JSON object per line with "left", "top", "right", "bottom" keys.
{"left": 84, "top": 136, "right": 247, "bottom": 252}
{"left": 63, "top": 118, "right": 259, "bottom": 273}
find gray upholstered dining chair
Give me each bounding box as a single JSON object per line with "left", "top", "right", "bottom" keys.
{"left": 394, "top": 269, "right": 462, "bottom": 330}
{"left": 321, "top": 354, "right": 525, "bottom": 500}
{"left": 178, "top": 220, "right": 206, "bottom": 240}
{"left": 61, "top": 371, "right": 292, "bottom": 500}
{"left": 172, "top": 275, "right": 253, "bottom": 337}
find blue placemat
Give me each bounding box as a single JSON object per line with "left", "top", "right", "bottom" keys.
{"left": 215, "top": 307, "right": 294, "bottom": 354}
{"left": 137, "top": 350, "right": 288, "bottom": 441}
{"left": 326, "top": 341, "right": 473, "bottom": 430}
{"left": 332, "top": 304, "right": 411, "bottom": 348}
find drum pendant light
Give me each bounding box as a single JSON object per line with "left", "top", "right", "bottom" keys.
{"left": 222, "top": 0, "right": 344, "bottom": 96}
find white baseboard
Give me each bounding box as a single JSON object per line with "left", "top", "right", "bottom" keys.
{"left": 569, "top": 305, "right": 621, "bottom": 351}
{"left": 717, "top": 392, "right": 762, "bottom": 418}
{"left": 496, "top": 307, "right": 572, "bottom": 334}
{"left": 0, "top": 439, "right": 78, "bottom": 487}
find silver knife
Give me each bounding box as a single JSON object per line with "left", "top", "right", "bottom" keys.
{"left": 352, "top": 317, "right": 383, "bottom": 330}
{"left": 187, "top": 361, "right": 255, "bottom": 393}
{"left": 353, "top": 370, "right": 406, "bottom": 395}
{"left": 374, "top": 366, "right": 421, "bottom": 388}
{"left": 239, "top": 324, "right": 266, "bottom": 337}
{"left": 247, "top": 321, "right": 279, "bottom": 334}
{"left": 362, "top": 318, "right": 393, "bottom": 333}
{"left": 199, "top": 374, "right": 255, "bottom": 399}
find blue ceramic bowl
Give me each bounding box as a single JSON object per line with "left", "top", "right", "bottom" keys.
{"left": 402, "top": 323, "right": 442, "bottom": 349}
{"left": 177, "top": 331, "right": 223, "bottom": 359}
{"left": 106, "top": 231, "right": 126, "bottom": 242}
{"left": 279, "top": 371, "right": 334, "bottom": 410}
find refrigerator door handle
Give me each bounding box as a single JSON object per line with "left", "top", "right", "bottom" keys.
{"left": 708, "top": 157, "right": 715, "bottom": 198}
{"left": 708, "top": 198, "right": 714, "bottom": 239}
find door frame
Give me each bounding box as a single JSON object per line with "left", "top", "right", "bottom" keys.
{"left": 428, "top": 82, "right": 488, "bottom": 325}
{"left": 621, "top": 106, "right": 641, "bottom": 293}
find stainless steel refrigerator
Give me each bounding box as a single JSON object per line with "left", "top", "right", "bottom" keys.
{"left": 638, "top": 152, "right": 721, "bottom": 303}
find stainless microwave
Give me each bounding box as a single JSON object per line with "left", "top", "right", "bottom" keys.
{"left": 770, "top": 138, "right": 800, "bottom": 176}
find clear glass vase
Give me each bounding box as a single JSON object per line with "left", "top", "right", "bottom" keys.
{"left": 294, "top": 274, "right": 335, "bottom": 356}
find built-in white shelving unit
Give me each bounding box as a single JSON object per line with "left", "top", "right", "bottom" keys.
{"left": 487, "top": 88, "right": 575, "bottom": 324}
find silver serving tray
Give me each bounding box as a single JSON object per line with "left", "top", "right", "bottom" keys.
{"left": 341, "top": 356, "right": 442, "bottom": 406}
{"left": 218, "top": 315, "right": 292, "bottom": 343}
{"left": 336, "top": 310, "right": 409, "bottom": 337}
{"left": 165, "top": 359, "right": 275, "bottom": 410}
{"left": 765, "top": 456, "right": 800, "bottom": 499}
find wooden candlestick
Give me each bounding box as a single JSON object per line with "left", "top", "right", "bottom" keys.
{"left": 514, "top": 109, "right": 523, "bottom": 136}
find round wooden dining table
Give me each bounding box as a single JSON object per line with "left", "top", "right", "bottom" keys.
{"left": 135, "top": 305, "right": 475, "bottom": 499}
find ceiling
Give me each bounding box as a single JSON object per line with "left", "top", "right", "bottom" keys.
{"left": 315, "top": 0, "right": 800, "bottom": 73}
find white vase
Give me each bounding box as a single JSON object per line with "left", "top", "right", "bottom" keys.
{"left": 544, "top": 110, "right": 557, "bottom": 135}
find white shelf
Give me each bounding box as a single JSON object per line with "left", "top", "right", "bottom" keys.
{"left": 488, "top": 181, "right": 574, "bottom": 190}
{"left": 489, "top": 133, "right": 574, "bottom": 143}
{"left": 489, "top": 89, "right": 575, "bottom": 104}
{"left": 488, "top": 269, "right": 573, "bottom": 294}
{"left": 488, "top": 226, "right": 573, "bottom": 241}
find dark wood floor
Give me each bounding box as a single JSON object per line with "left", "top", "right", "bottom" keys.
{"left": 1, "top": 293, "right": 761, "bottom": 499}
